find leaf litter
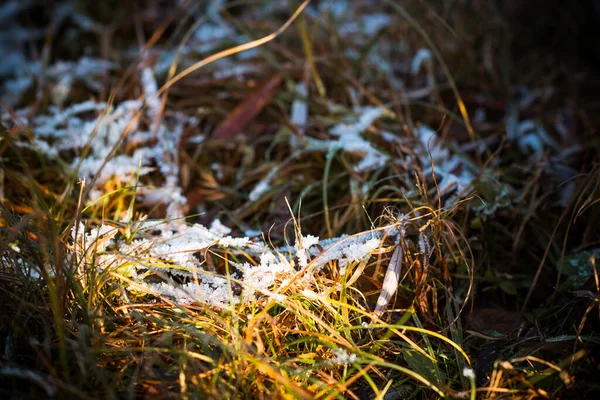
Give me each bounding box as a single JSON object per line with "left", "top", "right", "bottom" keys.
{"left": 1, "top": 0, "right": 599, "bottom": 398}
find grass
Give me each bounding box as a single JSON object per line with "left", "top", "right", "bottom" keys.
{"left": 1, "top": 0, "right": 600, "bottom": 398}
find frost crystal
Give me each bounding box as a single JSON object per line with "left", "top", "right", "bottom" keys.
{"left": 303, "top": 106, "right": 390, "bottom": 172}
{"left": 413, "top": 125, "right": 476, "bottom": 205}
{"left": 462, "top": 367, "right": 476, "bottom": 380}
{"left": 411, "top": 48, "right": 433, "bottom": 75}
{"left": 4, "top": 68, "right": 192, "bottom": 217}
{"left": 249, "top": 177, "right": 272, "bottom": 201}
{"left": 290, "top": 82, "right": 308, "bottom": 148}
{"left": 2, "top": 57, "right": 114, "bottom": 106}
{"left": 331, "top": 348, "right": 358, "bottom": 365}
{"left": 295, "top": 234, "right": 320, "bottom": 268}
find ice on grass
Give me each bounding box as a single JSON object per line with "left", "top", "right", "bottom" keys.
{"left": 411, "top": 48, "right": 433, "bottom": 75}
{"left": 340, "top": 237, "right": 381, "bottom": 265}
{"left": 290, "top": 82, "right": 308, "bottom": 148}
{"left": 302, "top": 106, "right": 390, "bottom": 172}
{"left": 331, "top": 348, "right": 358, "bottom": 365}
{"left": 248, "top": 176, "right": 272, "bottom": 201}
{"left": 2, "top": 57, "right": 114, "bottom": 106}
{"left": 236, "top": 252, "right": 295, "bottom": 301}
{"left": 71, "top": 222, "right": 117, "bottom": 254}
{"left": 339, "top": 13, "right": 392, "bottom": 36}
{"left": 210, "top": 219, "right": 232, "bottom": 236}
{"left": 141, "top": 67, "right": 161, "bottom": 122}
{"left": 4, "top": 68, "right": 192, "bottom": 218}
{"left": 413, "top": 125, "right": 476, "bottom": 206}
{"left": 5, "top": 42, "right": 400, "bottom": 312}
{"left": 306, "top": 230, "right": 386, "bottom": 272}
{"left": 64, "top": 214, "right": 390, "bottom": 309}
{"left": 295, "top": 234, "right": 320, "bottom": 268}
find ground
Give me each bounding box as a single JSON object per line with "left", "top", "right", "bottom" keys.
{"left": 1, "top": 0, "right": 599, "bottom": 398}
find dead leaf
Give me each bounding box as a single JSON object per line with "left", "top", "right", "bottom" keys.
{"left": 211, "top": 74, "right": 282, "bottom": 140}
{"left": 469, "top": 307, "right": 522, "bottom": 335}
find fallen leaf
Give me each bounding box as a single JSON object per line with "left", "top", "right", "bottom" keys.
{"left": 469, "top": 307, "right": 522, "bottom": 335}
{"left": 211, "top": 74, "right": 282, "bottom": 140}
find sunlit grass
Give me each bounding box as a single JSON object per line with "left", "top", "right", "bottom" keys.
{"left": 1, "top": 0, "right": 599, "bottom": 398}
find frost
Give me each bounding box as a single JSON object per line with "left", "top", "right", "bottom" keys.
{"left": 218, "top": 237, "right": 250, "bottom": 248}
{"left": 2, "top": 57, "right": 114, "bottom": 106}
{"left": 303, "top": 106, "right": 390, "bottom": 172}
{"left": 237, "top": 252, "right": 295, "bottom": 301}
{"left": 210, "top": 219, "right": 232, "bottom": 236}
{"left": 418, "top": 232, "right": 430, "bottom": 256}
{"left": 339, "top": 13, "right": 391, "bottom": 36}
{"left": 4, "top": 68, "right": 192, "bottom": 217}
{"left": 413, "top": 125, "right": 476, "bottom": 205}
{"left": 71, "top": 222, "right": 117, "bottom": 254}
{"left": 192, "top": 22, "right": 236, "bottom": 53}
{"left": 330, "top": 106, "right": 384, "bottom": 137}
{"left": 300, "top": 289, "right": 319, "bottom": 300}
{"left": 514, "top": 120, "right": 558, "bottom": 158}
{"left": 65, "top": 216, "right": 391, "bottom": 309}
{"left": 411, "top": 48, "right": 433, "bottom": 75}
{"left": 306, "top": 231, "right": 385, "bottom": 271}
{"left": 295, "top": 234, "right": 320, "bottom": 268}
{"left": 249, "top": 176, "right": 272, "bottom": 201}
{"left": 331, "top": 348, "right": 358, "bottom": 365}
{"left": 302, "top": 235, "right": 320, "bottom": 249}
{"left": 290, "top": 82, "right": 308, "bottom": 147}
{"left": 545, "top": 335, "right": 577, "bottom": 343}
{"left": 340, "top": 237, "right": 381, "bottom": 265}
{"left": 141, "top": 67, "right": 161, "bottom": 120}
{"left": 149, "top": 276, "right": 239, "bottom": 309}
{"left": 462, "top": 367, "right": 476, "bottom": 380}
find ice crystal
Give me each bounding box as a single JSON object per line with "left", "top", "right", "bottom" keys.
{"left": 410, "top": 48, "right": 433, "bottom": 75}
{"left": 462, "top": 367, "right": 476, "bottom": 380}
{"left": 303, "top": 106, "right": 390, "bottom": 172}
{"left": 4, "top": 68, "right": 192, "bottom": 217}
{"left": 249, "top": 175, "right": 273, "bottom": 201}
{"left": 331, "top": 348, "right": 358, "bottom": 365}
{"left": 413, "top": 125, "right": 476, "bottom": 205}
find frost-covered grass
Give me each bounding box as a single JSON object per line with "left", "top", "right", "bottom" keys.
{"left": 1, "top": 0, "right": 600, "bottom": 398}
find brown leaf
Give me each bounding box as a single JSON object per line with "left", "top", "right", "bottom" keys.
{"left": 469, "top": 307, "right": 522, "bottom": 335}
{"left": 211, "top": 74, "right": 282, "bottom": 140}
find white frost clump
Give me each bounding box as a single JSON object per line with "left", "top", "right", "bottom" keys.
{"left": 295, "top": 234, "right": 320, "bottom": 268}
{"left": 146, "top": 222, "right": 251, "bottom": 272}
{"left": 414, "top": 125, "right": 476, "bottom": 205}
{"left": 236, "top": 251, "right": 295, "bottom": 301}
{"left": 254, "top": 105, "right": 392, "bottom": 197}
{"left": 210, "top": 219, "right": 232, "bottom": 236}
{"left": 340, "top": 237, "right": 381, "bottom": 265}
{"left": 307, "top": 231, "right": 385, "bottom": 271}
{"left": 331, "top": 348, "right": 358, "bottom": 365}
{"left": 513, "top": 120, "right": 558, "bottom": 159}
{"left": 5, "top": 68, "right": 191, "bottom": 217}
{"left": 410, "top": 48, "right": 433, "bottom": 75}
{"left": 462, "top": 367, "right": 476, "bottom": 380}
{"left": 290, "top": 82, "right": 308, "bottom": 148}
{"left": 149, "top": 275, "right": 238, "bottom": 309}
{"left": 67, "top": 220, "right": 390, "bottom": 309}
{"left": 71, "top": 222, "right": 117, "bottom": 254}
{"left": 2, "top": 57, "right": 114, "bottom": 106}
{"left": 306, "top": 106, "right": 390, "bottom": 172}
{"left": 248, "top": 178, "right": 271, "bottom": 201}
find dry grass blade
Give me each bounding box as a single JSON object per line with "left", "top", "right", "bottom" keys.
{"left": 373, "top": 240, "right": 403, "bottom": 317}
